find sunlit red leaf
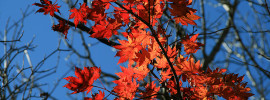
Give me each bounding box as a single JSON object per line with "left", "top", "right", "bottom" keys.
{"left": 114, "top": 37, "right": 143, "bottom": 64}
{"left": 69, "top": 3, "right": 90, "bottom": 27}
{"left": 155, "top": 46, "right": 177, "bottom": 69}
{"left": 63, "top": 66, "right": 101, "bottom": 94}
{"left": 113, "top": 66, "right": 138, "bottom": 100}
{"left": 134, "top": 65, "right": 149, "bottom": 81}
{"left": 91, "top": 18, "right": 123, "bottom": 39}
{"left": 160, "top": 68, "right": 172, "bottom": 82}
{"left": 134, "top": 49, "right": 151, "bottom": 66}
{"left": 175, "top": 57, "right": 202, "bottom": 75}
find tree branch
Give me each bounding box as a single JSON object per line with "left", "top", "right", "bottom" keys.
{"left": 53, "top": 14, "right": 120, "bottom": 47}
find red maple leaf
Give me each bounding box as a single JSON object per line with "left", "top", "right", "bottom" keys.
{"left": 175, "top": 57, "right": 202, "bottom": 76}
{"left": 33, "top": 0, "right": 60, "bottom": 16}
{"left": 86, "top": 0, "right": 107, "bottom": 23}
{"left": 113, "top": 66, "right": 138, "bottom": 100}
{"left": 160, "top": 68, "right": 173, "bottom": 82}
{"left": 63, "top": 66, "right": 101, "bottom": 94}
{"left": 181, "top": 34, "right": 204, "bottom": 54}
{"left": 91, "top": 18, "right": 122, "bottom": 39}
{"left": 115, "top": 66, "right": 135, "bottom": 79}
{"left": 140, "top": 81, "right": 160, "bottom": 100}
{"left": 168, "top": 0, "right": 200, "bottom": 26}
{"left": 114, "top": 37, "right": 143, "bottom": 64}
{"left": 84, "top": 90, "right": 106, "bottom": 100}
{"left": 100, "top": 0, "right": 116, "bottom": 9}
{"left": 113, "top": 78, "right": 138, "bottom": 100}
{"left": 174, "top": 11, "right": 201, "bottom": 26}
{"left": 134, "top": 49, "right": 151, "bottom": 66}
{"left": 154, "top": 46, "right": 177, "bottom": 69}
{"left": 69, "top": 3, "right": 90, "bottom": 27}
{"left": 52, "top": 20, "right": 70, "bottom": 39}
{"left": 148, "top": 34, "right": 167, "bottom": 60}
{"left": 133, "top": 65, "right": 149, "bottom": 81}
{"left": 114, "top": 7, "right": 130, "bottom": 25}
{"left": 135, "top": 0, "right": 164, "bottom": 26}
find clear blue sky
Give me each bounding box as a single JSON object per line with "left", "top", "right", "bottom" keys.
{"left": 1, "top": 0, "right": 266, "bottom": 99}
{"left": 0, "top": 0, "right": 121, "bottom": 99}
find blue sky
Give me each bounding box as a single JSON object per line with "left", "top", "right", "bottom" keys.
{"left": 0, "top": 0, "right": 120, "bottom": 99}
{"left": 1, "top": 0, "right": 268, "bottom": 99}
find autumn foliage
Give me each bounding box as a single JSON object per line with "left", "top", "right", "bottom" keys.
{"left": 33, "top": 0, "right": 254, "bottom": 99}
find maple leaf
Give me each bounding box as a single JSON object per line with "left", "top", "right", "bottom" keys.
{"left": 140, "top": 81, "right": 160, "bottom": 100}
{"left": 155, "top": 55, "right": 169, "bottom": 69}
{"left": 87, "top": 0, "right": 107, "bottom": 23}
{"left": 205, "top": 72, "right": 254, "bottom": 99}
{"left": 113, "top": 78, "right": 138, "bottom": 100}
{"left": 177, "top": 64, "right": 254, "bottom": 99}
{"left": 135, "top": 0, "right": 164, "bottom": 26}
{"left": 181, "top": 33, "right": 204, "bottom": 54}
{"left": 91, "top": 18, "right": 123, "bottom": 39}
{"left": 33, "top": 0, "right": 60, "bottom": 16}
{"left": 113, "top": 66, "right": 138, "bottom": 100}
{"left": 84, "top": 90, "right": 106, "bottom": 100}
{"left": 134, "top": 49, "right": 151, "bottom": 66}
{"left": 148, "top": 34, "right": 167, "bottom": 60}
{"left": 63, "top": 66, "right": 101, "bottom": 94}
{"left": 193, "top": 86, "right": 208, "bottom": 99}
{"left": 168, "top": 0, "right": 200, "bottom": 26}
{"left": 133, "top": 65, "right": 149, "bottom": 81}
{"left": 100, "top": 0, "right": 116, "bottom": 9}
{"left": 52, "top": 20, "right": 70, "bottom": 39}
{"left": 174, "top": 11, "right": 201, "bottom": 26}
{"left": 113, "top": 8, "right": 130, "bottom": 25}
{"left": 115, "top": 66, "right": 135, "bottom": 79}
{"left": 154, "top": 46, "right": 177, "bottom": 69}
{"left": 160, "top": 68, "right": 172, "bottom": 82}
{"left": 114, "top": 4, "right": 138, "bottom": 25}
{"left": 69, "top": 3, "right": 90, "bottom": 27}
{"left": 175, "top": 57, "right": 202, "bottom": 77}
{"left": 114, "top": 37, "right": 143, "bottom": 64}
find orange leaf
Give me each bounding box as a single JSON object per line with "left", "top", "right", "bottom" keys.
{"left": 181, "top": 33, "right": 204, "bottom": 54}
{"left": 114, "top": 37, "right": 143, "bottom": 64}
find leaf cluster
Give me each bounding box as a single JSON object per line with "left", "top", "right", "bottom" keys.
{"left": 33, "top": 0, "right": 254, "bottom": 99}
